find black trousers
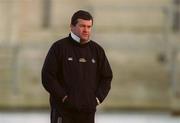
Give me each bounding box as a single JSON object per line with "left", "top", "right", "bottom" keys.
{"left": 51, "top": 108, "right": 95, "bottom": 123}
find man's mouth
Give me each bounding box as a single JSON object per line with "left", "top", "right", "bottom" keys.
{"left": 83, "top": 34, "right": 89, "bottom": 36}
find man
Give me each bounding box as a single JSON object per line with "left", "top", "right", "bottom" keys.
{"left": 42, "top": 10, "right": 113, "bottom": 123}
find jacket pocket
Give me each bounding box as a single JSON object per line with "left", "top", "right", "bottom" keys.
{"left": 64, "top": 88, "right": 97, "bottom": 112}
{"left": 63, "top": 88, "right": 79, "bottom": 111}
{"left": 78, "top": 89, "right": 97, "bottom": 110}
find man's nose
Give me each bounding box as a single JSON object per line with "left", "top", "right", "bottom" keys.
{"left": 84, "top": 27, "right": 89, "bottom": 32}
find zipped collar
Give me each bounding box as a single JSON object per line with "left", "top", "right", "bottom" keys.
{"left": 68, "top": 34, "right": 91, "bottom": 48}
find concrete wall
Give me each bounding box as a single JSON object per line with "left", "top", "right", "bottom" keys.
{"left": 0, "top": 0, "right": 180, "bottom": 112}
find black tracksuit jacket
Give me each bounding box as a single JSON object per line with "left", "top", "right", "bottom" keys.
{"left": 41, "top": 35, "right": 113, "bottom": 113}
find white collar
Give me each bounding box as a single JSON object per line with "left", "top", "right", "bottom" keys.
{"left": 70, "top": 32, "right": 80, "bottom": 43}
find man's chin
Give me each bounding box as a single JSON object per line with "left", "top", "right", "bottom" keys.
{"left": 80, "top": 38, "right": 89, "bottom": 44}
{"left": 81, "top": 37, "right": 89, "bottom": 41}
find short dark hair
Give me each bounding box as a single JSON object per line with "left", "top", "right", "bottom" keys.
{"left": 71, "top": 10, "right": 93, "bottom": 26}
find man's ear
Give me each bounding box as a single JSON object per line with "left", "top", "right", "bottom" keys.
{"left": 70, "top": 24, "right": 73, "bottom": 31}
{"left": 70, "top": 24, "right": 75, "bottom": 28}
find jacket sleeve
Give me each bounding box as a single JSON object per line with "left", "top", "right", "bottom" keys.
{"left": 41, "top": 43, "right": 67, "bottom": 100}
{"left": 96, "top": 49, "right": 113, "bottom": 103}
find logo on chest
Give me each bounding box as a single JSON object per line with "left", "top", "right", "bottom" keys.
{"left": 91, "top": 58, "right": 96, "bottom": 63}
{"left": 79, "top": 58, "right": 87, "bottom": 63}
{"left": 68, "top": 57, "right": 73, "bottom": 61}
{"left": 68, "top": 57, "right": 96, "bottom": 64}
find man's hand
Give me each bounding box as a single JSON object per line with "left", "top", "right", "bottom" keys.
{"left": 62, "top": 95, "right": 68, "bottom": 103}
{"left": 96, "top": 97, "right": 100, "bottom": 105}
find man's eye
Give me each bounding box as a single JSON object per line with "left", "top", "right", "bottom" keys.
{"left": 79, "top": 25, "right": 84, "bottom": 27}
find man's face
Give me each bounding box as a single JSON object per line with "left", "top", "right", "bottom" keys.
{"left": 71, "top": 19, "right": 92, "bottom": 43}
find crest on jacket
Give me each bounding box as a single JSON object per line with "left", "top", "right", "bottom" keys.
{"left": 79, "top": 58, "right": 87, "bottom": 63}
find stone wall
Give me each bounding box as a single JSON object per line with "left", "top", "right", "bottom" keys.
{"left": 0, "top": 0, "right": 180, "bottom": 112}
